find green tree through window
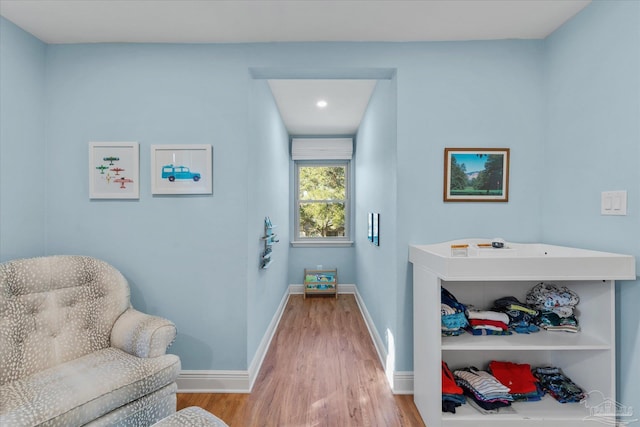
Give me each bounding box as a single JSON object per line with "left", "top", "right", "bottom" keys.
{"left": 297, "top": 163, "right": 348, "bottom": 238}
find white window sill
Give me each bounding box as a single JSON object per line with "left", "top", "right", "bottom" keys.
{"left": 290, "top": 240, "right": 354, "bottom": 248}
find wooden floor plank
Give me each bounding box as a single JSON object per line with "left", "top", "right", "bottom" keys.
{"left": 177, "top": 294, "right": 426, "bottom": 426}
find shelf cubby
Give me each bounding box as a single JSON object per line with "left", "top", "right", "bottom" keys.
{"left": 410, "top": 239, "right": 635, "bottom": 427}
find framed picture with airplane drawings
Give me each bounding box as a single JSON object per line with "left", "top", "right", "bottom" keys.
{"left": 151, "top": 144, "right": 213, "bottom": 195}
{"left": 89, "top": 142, "right": 140, "bottom": 199}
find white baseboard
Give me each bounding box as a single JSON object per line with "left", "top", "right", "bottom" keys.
{"left": 351, "top": 287, "right": 388, "bottom": 374}
{"left": 247, "top": 289, "right": 291, "bottom": 390}
{"left": 177, "top": 284, "right": 414, "bottom": 395}
{"left": 176, "top": 370, "right": 250, "bottom": 393}
{"left": 392, "top": 371, "right": 414, "bottom": 395}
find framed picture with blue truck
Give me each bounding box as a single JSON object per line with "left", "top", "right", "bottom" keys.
{"left": 151, "top": 144, "right": 213, "bottom": 194}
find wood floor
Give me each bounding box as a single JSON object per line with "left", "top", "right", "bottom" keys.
{"left": 177, "top": 294, "right": 425, "bottom": 426}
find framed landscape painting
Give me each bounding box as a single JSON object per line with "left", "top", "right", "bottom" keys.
{"left": 444, "top": 148, "right": 510, "bottom": 202}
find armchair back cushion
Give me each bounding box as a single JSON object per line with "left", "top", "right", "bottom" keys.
{"left": 0, "top": 255, "right": 130, "bottom": 385}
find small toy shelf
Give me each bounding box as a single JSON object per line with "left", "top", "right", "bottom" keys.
{"left": 260, "top": 217, "right": 278, "bottom": 269}
{"left": 303, "top": 268, "right": 338, "bottom": 298}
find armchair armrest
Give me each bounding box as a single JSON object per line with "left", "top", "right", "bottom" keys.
{"left": 111, "top": 308, "right": 177, "bottom": 358}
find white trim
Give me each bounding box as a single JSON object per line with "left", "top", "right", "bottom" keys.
{"left": 351, "top": 286, "right": 387, "bottom": 372}
{"left": 176, "top": 284, "right": 414, "bottom": 395}
{"left": 177, "top": 291, "right": 291, "bottom": 394}
{"left": 176, "top": 370, "right": 250, "bottom": 393}
{"left": 294, "top": 161, "right": 351, "bottom": 244}
{"left": 392, "top": 371, "right": 414, "bottom": 395}
{"left": 290, "top": 240, "right": 354, "bottom": 248}
{"left": 247, "top": 289, "right": 291, "bottom": 390}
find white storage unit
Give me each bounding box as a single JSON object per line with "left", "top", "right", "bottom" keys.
{"left": 409, "top": 239, "right": 635, "bottom": 427}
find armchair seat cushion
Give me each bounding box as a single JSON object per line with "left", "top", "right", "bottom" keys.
{"left": 151, "top": 407, "right": 229, "bottom": 427}
{"left": 0, "top": 347, "right": 181, "bottom": 427}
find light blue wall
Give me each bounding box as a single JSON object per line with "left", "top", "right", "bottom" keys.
{"left": 354, "top": 76, "right": 399, "bottom": 372}
{"left": 544, "top": 0, "right": 640, "bottom": 413}
{"left": 1, "top": 3, "right": 637, "bottom": 403}
{"left": 393, "top": 40, "right": 546, "bottom": 370}
{"left": 287, "top": 245, "right": 356, "bottom": 284}
{"left": 0, "top": 17, "right": 46, "bottom": 260}
{"left": 36, "top": 39, "right": 544, "bottom": 375}
{"left": 43, "top": 43, "right": 253, "bottom": 370}
{"left": 246, "top": 78, "right": 290, "bottom": 363}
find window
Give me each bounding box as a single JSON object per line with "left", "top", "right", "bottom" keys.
{"left": 295, "top": 161, "right": 350, "bottom": 243}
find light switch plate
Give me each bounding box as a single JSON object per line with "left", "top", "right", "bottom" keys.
{"left": 601, "top": 191, "right": 627, "bottom": 215}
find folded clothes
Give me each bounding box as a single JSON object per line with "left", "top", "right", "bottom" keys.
{"left": 493, "top": 296, "right": 540, "bottom": 332}
{"left": 544, "top": 325, "right": 580, "bottom": 333}
{"left": 538, "top": 311, "right": 580, "bottom": 332}
{"left": 442, "top": 311, "right": 469, "bottom": 330}
{"left": 441, "top": 303, "right": 456, "bottom": 316}
{"left": 533, "top": 366, "right": 585, "bottom": 403}
{"left": 526, "top": 283, "right": 579, "bottom": 310}
{"left": 442, "top": 329, "right": 465, "bottom": 336}
{"left": 441, "top": 287, "right": 468, "bottom": 336}
{"left": 471, "top": 325, "right": 506, "bottom": 332}
{"left": 508, "top": 382, "right": 545, "bottom": 402}
{"left": 466, "top": 309, "right": 510, "bottom": 324}
{"left": 455, "top": 368, "right": 513, "bottom": 411}
{"left": 466, "top": 398, "right": 515, "bottom": 414}
{"left": 469, "top": 318, "right": 508, "bottom": 330}
{"left": 494, "top": 296, "right": 538, "bottom": 315}
{"left": 442, "top": 286, "right": 466, "bottom": 313}
{"left": 442, "top": 399, "right": 461, "bottom": 414}
{"left": 512, "top": 323, "right": 540, "bottom": 334}
{"left": 442, "top": 361, "right": 464, "bottom": 395}
{"left": 489, "top": 361, "right": 539, "bottom": 395}
{"left": 442, "top": 362, "right": 465, "bottom": 414}
{"left": 465, "top": 327, "right": 512, "bottom": 336}
{"left": 443, "top": 394, "right": 466, "bottom": 405}
{"left": 547, "top": 305, "right": 575, "bottom": 318}
{"left": 454, "top": 367, "right": 513, "bottom": 401}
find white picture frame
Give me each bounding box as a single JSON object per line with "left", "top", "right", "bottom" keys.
{"left": 151, "top": 144, "right": 213, "bottom": 195}
{"left": 89, "top": 142, "right": 140, "bottom": 199}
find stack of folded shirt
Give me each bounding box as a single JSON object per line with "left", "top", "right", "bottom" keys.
{"left": 441, "top": 287, "right": 468, "bottom": 336}
{"left": 465, "top": 308, "right": 511, "bottom": 335}
{"left": 526, "top": 283, "right": 580, "bottom": 332}
{"left": 532, "top": 366, "right": 585, "bottom": 403}
{"left": 442, "top": 361, "right": 465, "bottom": 413}
{"left": 489, "top": 361, "right": 544, "bottom": 401}
{"left": 453, "top": 367, "right": 513, "bottom": 412}
{"left": 493, "top": 296, "right": 540, "bottom": 334}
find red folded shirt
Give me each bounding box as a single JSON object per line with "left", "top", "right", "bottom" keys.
{"left": 442, "top": 361, "right": 463, "bottom": 395}
{"left": 489, "top": 360, "right": 538, "bottom": 394}
{"left": 469, "top": 318, "right": 508, "bottom": 330}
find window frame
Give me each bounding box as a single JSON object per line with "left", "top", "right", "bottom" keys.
{"left": 293, "top": 160, "right": 352, "bottom": 246}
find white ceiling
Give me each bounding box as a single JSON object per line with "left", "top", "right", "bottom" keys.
{"left": 268, "top": 79, "right": 377, "bottom": 135}
{"left": 0, "top": 0, "right": 591, "bottom": 135}
{"left": 0, "top": 0, "right": 591, "bottom": 44}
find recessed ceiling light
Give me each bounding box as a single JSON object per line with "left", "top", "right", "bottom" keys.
{"left": 316, "top": 100, "right": 328, "bottom": 108}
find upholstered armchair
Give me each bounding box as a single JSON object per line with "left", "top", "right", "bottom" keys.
{"left": 0, "top": 255, "right": 181, "bottom": 426}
